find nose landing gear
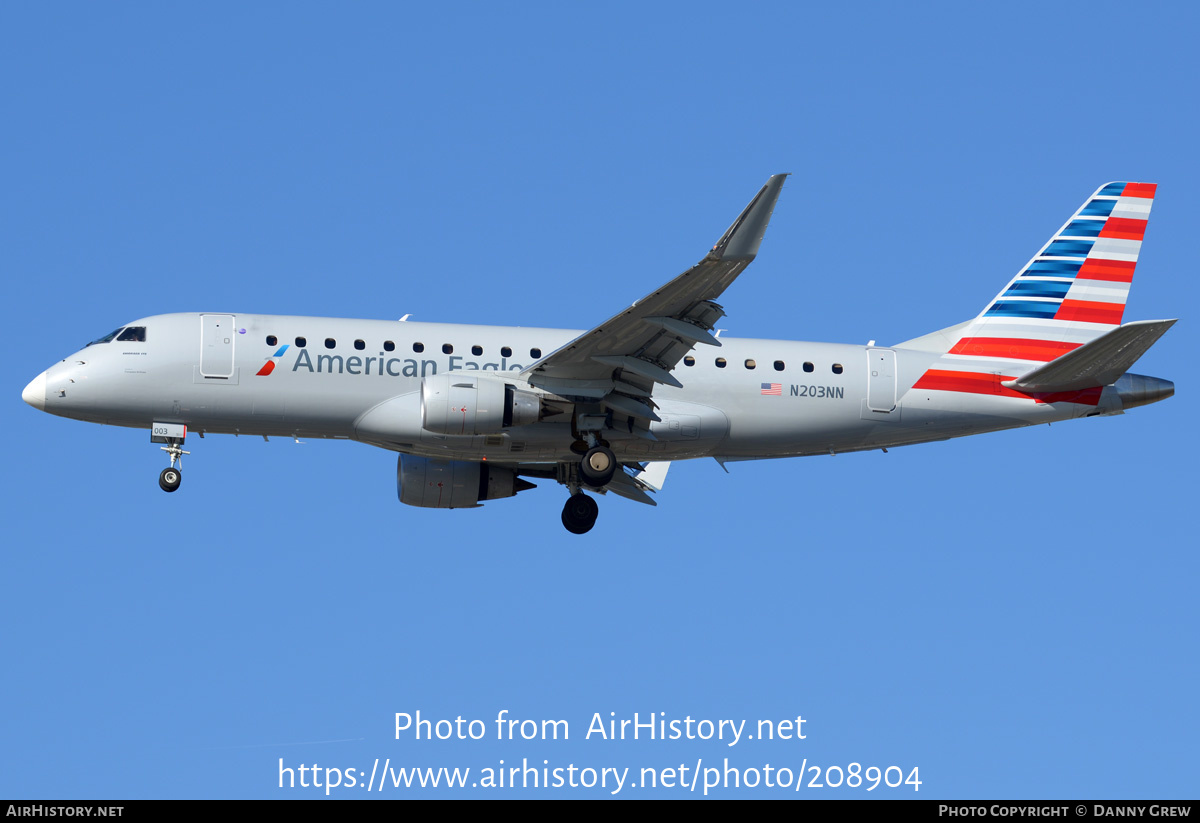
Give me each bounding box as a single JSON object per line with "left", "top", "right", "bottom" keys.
{"left": 157, "top": 440, "right": 188, "bottom": 494}
{"left": 151, "top": 423, "right": 190, "bottom": 493}
{"left": 159, "top": 466, "right": 182, "bottom": 493}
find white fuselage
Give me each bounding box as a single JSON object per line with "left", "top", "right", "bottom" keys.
{"left": 30, "top": 312, "right": 1128, "bottom": 465}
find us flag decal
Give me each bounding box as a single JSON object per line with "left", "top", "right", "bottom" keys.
{"left": 761, "top": 383, "right": 782, "bottom": 396}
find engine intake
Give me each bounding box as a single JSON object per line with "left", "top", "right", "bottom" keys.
{"left": 397, "top": 455, "right": 535, "bottom": 508}
{"left": 421, "top": 373, "right": 541, "bottom": 435}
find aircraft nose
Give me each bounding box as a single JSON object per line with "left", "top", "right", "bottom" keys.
{"left": 22, "top": 371, "right": 47, "bottom": 411}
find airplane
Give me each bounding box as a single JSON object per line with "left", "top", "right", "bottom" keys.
{"left": 21, "top": 175, "right": 1176, "bottom": 534}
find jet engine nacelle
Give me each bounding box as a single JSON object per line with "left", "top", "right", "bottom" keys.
{"left": 397, "top": 455, "right": 533, "bottom": 508}
{"left": 420, "top": 373, "right": 541, "bottom": 436}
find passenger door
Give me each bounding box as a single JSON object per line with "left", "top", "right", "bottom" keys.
{"left": 866, "top": 347, "right": 897, "bottom": 413}
{"left": 199, "top": 314, "right": 236, "bottom": 378}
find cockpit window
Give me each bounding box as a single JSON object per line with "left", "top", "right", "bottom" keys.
{"left": 87, "top": 328, "right": 123, "bottom": 347}
{"left": 116, "top": 326, "right": 146, "bottom": 342}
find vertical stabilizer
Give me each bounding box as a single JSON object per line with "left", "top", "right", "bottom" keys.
{"left": 906, "top": 183, "right": 1166, "bottom": 409}
{"left": 948, "top": 182, "right": 1156, "bottom": 360}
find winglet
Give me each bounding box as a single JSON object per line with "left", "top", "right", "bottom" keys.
{"left": 710, "top": 174, "right": 788, "bottom": 262}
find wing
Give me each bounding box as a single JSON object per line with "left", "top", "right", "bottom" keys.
{"left": 606, "top": 461, "right": 671, "bottom": 505}
{"left": 522, "top": 174, "right": 788, "bottom": 431}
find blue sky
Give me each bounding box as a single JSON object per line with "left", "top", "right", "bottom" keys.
{"left": 2, "top": 2, "right": 1195, "bottom": 799}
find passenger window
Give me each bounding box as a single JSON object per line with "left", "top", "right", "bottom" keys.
{"left": 325, "top": 338, "right": 336, "bottom": 349}
{"left": 266, "top": 335, "right": 278, "bottom": 346}
{"left": 744, "top": 359, "right": 756, "bottom": 370}
{"left": 715, "top": 358, "right": 727, "bottom": 368}
{"left": 774, "top": 360, "right": 785, "bottom": 371}
{"left": 413, "top": 342, "right": 424, "bottom": 353}
{"left": 472, "top": 345, "right": 483, "bottom": 356}
{"left": 442, "top": 344, "right": 453, "bottom": 354}
{"left": 684, "top": 356, "right": 695, "bottom": 367}
{"left": 295, "top": 337, "right": 307, "bottom": 348}
{"left": 803, "top": 362, "right": 814, "bottom": 373}
{"left": 354, "top": 339, "right": 365, "bottom": 351}
{"left": 116, "top": 327, "right": 146, "bottom": 342}
{"left": 530, "top": 348, "right": 542, "bottom": 359}
{"left": 501, "top": 346, "right": 512, "bottom": 357}
{"left": 832, "top": 363, "right": 843, "bottom": 374}
{"left": 384, "top": 340, "right": 395, "bottom": 352}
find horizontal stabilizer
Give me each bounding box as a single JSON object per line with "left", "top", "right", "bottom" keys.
{"left": 634, "top": 461, "right": 670, "bottom": 492}
{"left": 1002, "top": 319, "right": 1176, "bottom": 392}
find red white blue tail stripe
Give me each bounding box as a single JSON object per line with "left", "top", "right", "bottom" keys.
{"left": 979, "top": 182, "right": 1154, "bottom": 329}
{"left": 910, "top": 182, "right": 1156, "bottom": 406}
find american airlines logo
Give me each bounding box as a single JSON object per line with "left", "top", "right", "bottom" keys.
{"left": 255, "top": 344, "right": 289, "bottom": 376}
{"left": 256, "top": 347, "right": 529, "bottom": 378}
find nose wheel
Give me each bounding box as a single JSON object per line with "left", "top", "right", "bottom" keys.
{"left": 561, "top": 493, "right": 599, "bottom": 534}
{"left": 158, "top": 440, "right": 189, "bottom": 493}
{"left": 159, "top": 467, "right": 182, "bottom": 493}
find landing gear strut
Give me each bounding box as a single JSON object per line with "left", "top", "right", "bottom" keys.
{"left": 158, "top": 440, "right": 189, "bottom": 493}
{"left": 561, "top": 420, "right": 612, "bottom": 532}
{"left": 561, "top": 493, "right": 599, "bottom": 535}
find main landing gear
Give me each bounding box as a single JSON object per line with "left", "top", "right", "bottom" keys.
{"left": 557, "top": 440, "right": 616, "bottom": 534}
{"left": 158, "top": 440, "right": 189, "bottom": 493}
{"left": 561, "top": 492, "right": 599, "bottom": 535}
{"left": 579, "top": 444, "right": 616, "bottom": 487}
